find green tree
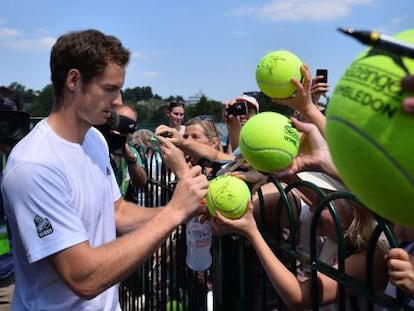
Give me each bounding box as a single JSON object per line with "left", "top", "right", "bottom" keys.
{"left": 22, "top": 89, "right": 39, "bottom": 108}
{"left": 7, "top": 82, "right": 26, "bottom": 94}
{"left": 135, "top": 104, "right": 151, "bottom": 124}
{"left": 165, "top": 95, "right": 184, "bottom": 103}
{"left": 133, "top": 99, "right": 170, "bottom": 129}
{"left": 186, "top": 95, "right": 223, "bottom": 121}
{"left": 26, "top": 84, "right": 54, "bottom": 117}
{"left": 151, "top": 102, "right": 168, "bottom": 125}
{"left": 122, "top": 86, "right": 154, "bottom": 102}
{"left": 3, "top": 80, "right": 233, "bottom": 123}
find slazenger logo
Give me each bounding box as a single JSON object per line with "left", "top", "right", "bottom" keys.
{"left": 34, "top": 215, "right": 54, "bottom": 238}
{"left": 332, "top": 49, "right": 408, "bottom": 120}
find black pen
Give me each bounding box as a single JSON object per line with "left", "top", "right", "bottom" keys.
{"left": 337, "top": 27, "right": 414, "bottom": 59}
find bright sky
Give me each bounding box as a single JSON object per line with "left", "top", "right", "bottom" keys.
{"left": 0, "top": 0, "right": 412, "bottom": 102}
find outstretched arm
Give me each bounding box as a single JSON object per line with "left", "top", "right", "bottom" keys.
{"left": 49, "top": 166, "right": 209, "bottom": 299}
{"left": 222, "top": 100, "right": 242, "bottom": 153}
{"left": 155, "top": 124, "right": 234, "bottom": 163}
{"left": 123, "top": 143, "right": 148, "bottom": 187}
{"left": 213, "top": 201, "right": 387, "bottom": 310}
{"left": 272, "top": 64, "right": 326, "bottom": 136}
{"left": 157, "top": 136, "right": 189, "bottom": 179}
{"left": 274, "top": 118, "right": 342, "bottom": 183}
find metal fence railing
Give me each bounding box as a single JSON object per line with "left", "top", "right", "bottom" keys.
{"left": 119, "top": 146, "right": 413, "bottom": 311}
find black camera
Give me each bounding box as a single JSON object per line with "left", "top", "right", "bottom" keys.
{"left": 95, "top": 110, "right": 137, "bottom": 153}
{"left": 103, "top": 110, "right": 136, "bottom": 135}
{"left": 117, "top": 115, "right": 137, "bottom": 135}
{"left": 0, "top": 92, "right": 30, "bottom": 144}
{"left": 226, "top": 101, "right": 248, "bottom": 116}
{"left": 0, "top": 111, "right": 30, "bottom": 143}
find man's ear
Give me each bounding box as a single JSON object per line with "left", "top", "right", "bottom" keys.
{"left": 66, "top": 69, "right": 81, "bottom": 91}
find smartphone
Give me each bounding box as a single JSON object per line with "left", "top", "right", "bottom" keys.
{"left": 226, "top": 101, "right": 248, "bottom": 116}
{"left": 316, "top": 69, "right": 328, "bottom": 83}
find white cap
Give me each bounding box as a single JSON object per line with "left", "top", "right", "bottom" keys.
{"left": 236, "top": 95, "right": 259, "bottom": 112}
{"left": 297, "top": 171, "right": 347, "bottom": 192}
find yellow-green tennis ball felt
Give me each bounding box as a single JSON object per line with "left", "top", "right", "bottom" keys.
{"left": 239, "top": 112, "right": 299, "bottom": 172}
{"left": 205, "top": 174, "right": 251, "bottom": 219}
{"left": 255, "top": 49, "right": 303, "bottom": 99}
{"left": 325, "top": 28, "right": 414, "bottom": 228}
{"left": 165, "top": 300, "right": 183, "bottom": 311}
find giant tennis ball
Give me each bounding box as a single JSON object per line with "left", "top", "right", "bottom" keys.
{"left": 205, "top": 174, "right": 251, "bottom": 219}
{"left": 256, "top": 50, "right": 303, "bottom": 99}
{"left": 165, "top": 300, "right": 183, "bottom": 311}
{"left": 326, "top": 29, "right": 414, "bottom": 228}
{"left": 239, "top": 112, "right": 300, "bottom": 172}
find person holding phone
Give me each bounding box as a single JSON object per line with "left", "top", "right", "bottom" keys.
{"left": 273, "top": 64, "right": 328, "bottom": 136}
{"left": 313, "top": 69, "right": 330, "bottom": 112}
{"left": 222, "top": 94, "right": 259, "bottom": 154}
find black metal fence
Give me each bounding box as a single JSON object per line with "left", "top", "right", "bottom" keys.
{"left": 119, "top": 146, "right": 413, "bottom": 311}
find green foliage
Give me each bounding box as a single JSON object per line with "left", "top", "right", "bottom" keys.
{"left": 122, "top": 86, "right": 154, "bottom": 102}
{"left": 26, "top": 84, "right": 55, "bottom": 117}
{"left": 22, "top": 89, "right": 39, "bottom": 106}
{"left": 185, "top": 95, "right": 223, "bottom": 121}
{"left": 7, "top": 82, "right": 26, "bottom": 94}
{"left": 1, "top": 82, "right": 230, "bottom": 123}
{"left": 3, "top": 80, "right": 297, "bottom": 121}
{"left": 136, "top": 98, "right": 168, "bottom": 127}
{"left": 165, "top": 95, "right": 185, "bottom": 103}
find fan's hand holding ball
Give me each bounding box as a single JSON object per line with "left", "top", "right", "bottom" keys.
{"left": 256, "top": 50, "right": 303, "bottom": 99}
{"left": 239, "top": 112, "right": 300, "bottom": 173}
{"left": 325, "top": 29, "right": 414, "bottom": 228}
{"left": 205, "top": 174, "right": 251, "bottom": 219}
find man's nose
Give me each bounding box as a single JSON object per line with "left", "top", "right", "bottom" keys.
{"left": 113, "top": 92, "right": 123, "bottom": 107}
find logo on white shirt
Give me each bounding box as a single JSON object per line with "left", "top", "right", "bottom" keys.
{"left": 34, "top": 215, "right": 54, "bottom": 238}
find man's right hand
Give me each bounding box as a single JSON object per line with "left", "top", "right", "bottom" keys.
{"left": 167, "top": 166, "right": 209, "bottom": 220}
{"left": 155, "top": 125, "right": 183, "bottom": 147}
